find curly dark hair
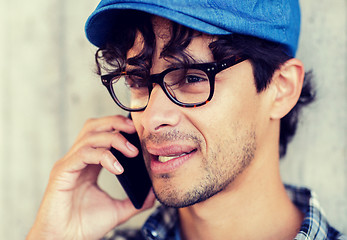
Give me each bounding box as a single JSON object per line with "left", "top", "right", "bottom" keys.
{"left": 95, "top": 11, "right": 315, "bottom": 158}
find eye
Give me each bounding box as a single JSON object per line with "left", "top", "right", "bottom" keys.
{"left": 124, "top": 75, "right": 147, "bottom": 88}
{"left": 185, "top": 73, "right": 208, "bottom": 84}
{"left": 164, "top": 68, "right": 209, "bottom": 90}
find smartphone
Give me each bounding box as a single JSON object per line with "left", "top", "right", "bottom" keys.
{"left": 110, "top": 131, "right": 152, "bottom": 209}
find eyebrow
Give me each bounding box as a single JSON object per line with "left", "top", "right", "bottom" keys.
{"left": 125, "top": 68, "right": 146, "bottom": 76}
{"left": 165, "top": 58, "right": 212, "bottom": 69}
{"left": 124, "top": 57, "right": 211, "bottom": 75}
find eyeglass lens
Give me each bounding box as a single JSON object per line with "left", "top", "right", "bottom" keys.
{"left": 111, "top": 68, "right": 211, "bottom": 110}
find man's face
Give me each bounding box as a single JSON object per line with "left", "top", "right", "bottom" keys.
{"left": 130, "top": 17, "right": 270, "bottom": 207}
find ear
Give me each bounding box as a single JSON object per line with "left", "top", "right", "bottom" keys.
{"left": 270, "top": 58, "right": 304, "bottom": 120}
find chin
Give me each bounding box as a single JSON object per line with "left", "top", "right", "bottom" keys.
{"left": 152, "top": 179, "right": 228, "bottom": 208}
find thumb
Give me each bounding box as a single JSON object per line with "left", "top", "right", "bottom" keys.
{"left": 113, "top": 189, "right": 156, "bottom": 225}
{"left": 141, "top": 189, "right": 156, "bottom": 210}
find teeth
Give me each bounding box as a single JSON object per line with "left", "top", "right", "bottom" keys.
{"left": 158, "top": 153, "right": 187, "bottom": 163}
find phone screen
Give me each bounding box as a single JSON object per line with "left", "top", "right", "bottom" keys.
{"left": 110, "top": 132, "right": 152, "bottom": 209}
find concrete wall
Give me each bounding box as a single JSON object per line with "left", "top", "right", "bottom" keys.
{"left": 0, "top": 0, "right": 346, "bottom": 238}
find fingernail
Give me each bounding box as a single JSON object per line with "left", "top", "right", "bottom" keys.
{"left": 126, "top": 141, "right": 137, "bottom": 152}
{"left": 113, "top": 161, "right": 124, "bottom": 173}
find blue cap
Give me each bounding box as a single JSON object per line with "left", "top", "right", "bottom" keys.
{"left": 85, "top": 0, "right": 301, "bottom": 56}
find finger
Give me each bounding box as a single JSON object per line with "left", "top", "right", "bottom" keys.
{"left": 70, "top": 131, "right": 139, "bottom": 159}
{"left": 75, "top": 115, "right": 135, "bottom": 143}
{"left": 81, "top": 115, "right": 135, "bottom": 135}
{"left": 66, "top": 147, "right": 125, "bottom": 175}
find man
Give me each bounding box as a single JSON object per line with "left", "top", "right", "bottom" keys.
{"left": 27, "top": 0, "right": 345, "bottom": 239}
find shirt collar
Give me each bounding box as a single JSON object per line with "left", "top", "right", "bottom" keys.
{"left": 285, "top": 185, "right": 331, "bottom": 239}
{"left": 141, "top": 205, "right": 178, "bottom": 240}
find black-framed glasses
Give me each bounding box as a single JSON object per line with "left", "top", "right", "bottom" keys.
{"left": 101, "top": 55, "right": 248, "bottom": 112}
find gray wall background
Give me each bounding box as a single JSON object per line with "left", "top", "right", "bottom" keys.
{"left": 0, "top": 0, "right": 346, "bottom": 239}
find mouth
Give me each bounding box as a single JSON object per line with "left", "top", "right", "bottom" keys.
{"left": 147, "top": 146, "right": 198, "bottom": 174}
{"left": 157, "top": 149, "right": 197, "bottom": 163}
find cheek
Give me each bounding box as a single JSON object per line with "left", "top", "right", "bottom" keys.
{"left": 131, "top": 113, "right": 144, "bottom": 136}
{"left": 189, "top": 85, "right": 262, "bottom": 156}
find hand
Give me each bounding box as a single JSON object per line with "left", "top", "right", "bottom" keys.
{"left": 27, "top": 115, "right": 156, "bottom": 240}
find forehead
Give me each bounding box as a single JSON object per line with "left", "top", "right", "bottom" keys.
{"left": 152, "top": 16, "right": 172, "bottom": 44}
{"left": 127, "top": 16, "right": 215, "bottom": 63}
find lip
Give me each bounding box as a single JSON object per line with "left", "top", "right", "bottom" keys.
{"left": 146, "top": 145, "right": 197, "bottom": 174}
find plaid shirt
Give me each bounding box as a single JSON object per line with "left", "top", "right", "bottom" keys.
{"left": 103, "top": 185, "right": 346, "bottom": 240}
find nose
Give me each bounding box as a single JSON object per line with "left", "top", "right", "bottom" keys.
{"left": 140, "top": 84, "right": 181, "bottom": 133}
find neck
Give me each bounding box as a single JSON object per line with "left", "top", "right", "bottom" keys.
{"left": 178, "top": 145, "right": 303, "bottom": 240}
